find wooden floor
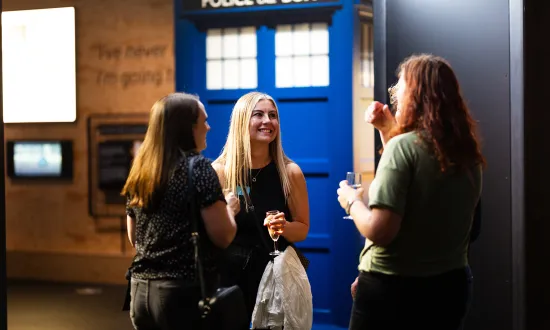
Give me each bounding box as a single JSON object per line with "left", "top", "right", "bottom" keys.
{"left": 7, "top": 280, "right": 347, "bottom": 330}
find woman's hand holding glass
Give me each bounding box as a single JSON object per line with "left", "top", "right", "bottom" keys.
{"left": 264, "top": 211, "right": 286, "bottom": 234}
{"left": 264, "top": 211, "right": 286, "bottom": 256}
{"left": 337, "top": 180, "right": 365, "bottom": 217}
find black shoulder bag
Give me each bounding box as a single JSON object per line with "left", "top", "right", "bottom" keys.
{"left": 187, "top": 156, "right": 249, "bottom": 330}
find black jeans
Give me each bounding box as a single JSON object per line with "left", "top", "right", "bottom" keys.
{"left": 349, "top": 268, "right": 469, "bottom": 330}
{"left": 130, "top": 278, "right": 218, "bottom": 330}
{"left": 220, "top": 246, "right": 271, "bottom": 325}
{"left": 459, "top": 265, "right": 474, "bottom": 329}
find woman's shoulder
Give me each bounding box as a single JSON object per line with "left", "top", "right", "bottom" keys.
{"left": 174, "top": 152, "right": 216, "bottom": 175}
{"left": 194, "top": 153, "right": 213, "bottom": 165}
{"left": 180, "top": 151, "right": 208, "bottom": 164}
{"left": 388, "top": 131, "right": 419, "bottom": 147}
{"left": 211, "top": 159, "right": 224, "bottom": 173}
{"left": 285, "top": 160, "right": 304, "bottom": 178}
{"left": 383, "top": 131, "right": 421, "bottom": 160}
{"left": 210, "top": 159, "right": 225, "bottom": 183}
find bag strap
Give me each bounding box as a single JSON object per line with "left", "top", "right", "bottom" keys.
{"left": 186, "top": 154, "right": 212, "bottom": 318}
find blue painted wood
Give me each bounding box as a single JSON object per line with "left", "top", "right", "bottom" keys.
{"left": 174, "top": 0, "right": 362, "bottom": 327}
{"left": 313, "top": 325, "right": 348, "bottom": 330}
{"left": 323, "top": 1, "right": 362, "bottom": 327}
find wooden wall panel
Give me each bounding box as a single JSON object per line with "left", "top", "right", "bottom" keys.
{"left": 4, "top": 0, "right": 174, "bottom": 283}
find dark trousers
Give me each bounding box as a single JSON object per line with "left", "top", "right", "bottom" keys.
{"left": 459, "top": 265, "right": 474, "bottom": 329}
{"left": 130, "top": 278, "right": 218, "bottom": 330}
{"left": 349, "top": 268, "right": 469, "bottom": 330}
{"left": 220, "top": 247, "right": 271, "bottom": 325}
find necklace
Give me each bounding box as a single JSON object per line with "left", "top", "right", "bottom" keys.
{"left": 251, "top": 167, "right": 264, "bottom": 183}
{"left": 251, "top": 160, "right": 270, "bottom": 182}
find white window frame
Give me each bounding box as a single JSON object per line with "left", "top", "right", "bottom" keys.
{"left": 275, "top": 22, "right": 330, "bottom": 88}
{"left": 206, "top": 26, "right": 258, "bottom": 90}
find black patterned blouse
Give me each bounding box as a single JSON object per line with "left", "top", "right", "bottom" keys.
{"left": 126, "top": 152, "right": 225, "bottom": 281}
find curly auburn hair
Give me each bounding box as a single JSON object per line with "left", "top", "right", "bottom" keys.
{"left": 388, "top": 54, "right": 486, "bottom": 173}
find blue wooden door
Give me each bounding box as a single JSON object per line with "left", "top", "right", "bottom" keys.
{"left": 175, "top": 1, "right": 360, "bottom": 326}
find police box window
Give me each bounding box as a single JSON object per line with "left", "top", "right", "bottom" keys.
{"left": 206, "top": 27, "right": 258, "bottom": 90}
{"left": 275, "top": 23, "right": 329, "bottom": 88}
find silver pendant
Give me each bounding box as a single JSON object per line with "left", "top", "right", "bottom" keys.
{"left": 252, "top": 177, "right": 257, "bottom": 182}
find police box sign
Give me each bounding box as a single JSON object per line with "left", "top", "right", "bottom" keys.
{"left": 183, "top": 0, "right": 339, "bottom": 11}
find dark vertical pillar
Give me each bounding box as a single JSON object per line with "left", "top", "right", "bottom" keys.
{"left": 509, "top": 1, "right": 525, "bottom": 329}
{"left": 372, "top": 0, "right": 386, "bottom": 167}
{"left": 524, "top": 1, "right": 550, "bottom": 329}
{"left": 0, "top": 1, "right": 7, "bottom": 329}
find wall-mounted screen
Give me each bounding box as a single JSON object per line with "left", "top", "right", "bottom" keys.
{"left": 98, "top": 140, "right": 143, "bottom": 192}
{"left": 6, "top": 140, "right": 73, "bottom": 180}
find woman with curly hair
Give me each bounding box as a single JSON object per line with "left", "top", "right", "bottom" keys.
{"left": 337, "top": 54, "right": 485, "bottom": 330}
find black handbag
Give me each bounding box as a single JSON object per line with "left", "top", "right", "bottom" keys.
{"left": 187, "top": 155, "right": 249, "bottom": 330}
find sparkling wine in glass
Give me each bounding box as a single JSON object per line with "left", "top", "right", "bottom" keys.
{"left": 343, "top": 172, "right": 362, "bottom": 220}
{"left": 266, "top": 210, "right": 282, "bottom": 256}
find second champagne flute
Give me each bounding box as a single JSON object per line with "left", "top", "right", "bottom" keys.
{"left": 266, "top": 210, "right": 282, "bottom": 256}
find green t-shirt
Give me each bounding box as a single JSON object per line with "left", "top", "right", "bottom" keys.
{"left": 359, "top": 131, "right": 482, "bottom": 277}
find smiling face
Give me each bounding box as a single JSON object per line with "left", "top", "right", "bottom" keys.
{"left": 249, "top": 99, "right": 279, "bottom": 145}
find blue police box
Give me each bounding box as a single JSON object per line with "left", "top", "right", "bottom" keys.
{"left": 174, "top": 0, "right": 374, "bottom": 327}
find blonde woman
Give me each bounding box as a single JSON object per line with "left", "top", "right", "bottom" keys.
{"left": 212, "top": 91, "right": 310, "bottom": 322}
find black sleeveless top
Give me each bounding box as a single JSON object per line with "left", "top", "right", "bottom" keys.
{"left": 233, "top": 161, "right": 292, "bottom": 252}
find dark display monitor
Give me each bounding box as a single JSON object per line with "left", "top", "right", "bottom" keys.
{"left": 6, "top": 140, "right": 73, "bottom": 180}
{"left": 97, "top": 139, "right": 142, "bottom": 192}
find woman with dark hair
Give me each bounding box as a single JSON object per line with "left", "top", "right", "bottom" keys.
{"left": 337, "top": 54, "right": 485, "bottom": 330}
{"left": 122, "top": 92, "right": 239, "bottom": 330}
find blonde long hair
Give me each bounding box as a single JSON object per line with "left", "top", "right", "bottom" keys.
{"left": 214, "top": 92, "right": 292, "bottom": 207}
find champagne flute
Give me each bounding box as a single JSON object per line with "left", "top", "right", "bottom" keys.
{"left": 343, "top": 172, "right": 362, "bottom": 220}
{"left": 266, "top": 210, "right": 282, "bottom": 256}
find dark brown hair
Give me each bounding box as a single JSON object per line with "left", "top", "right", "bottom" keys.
{"left": 389, "top": 54, "right": 486, "bottom": 173}
{"left": 121, "top": 92, "right": 201, "bottom": 209}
